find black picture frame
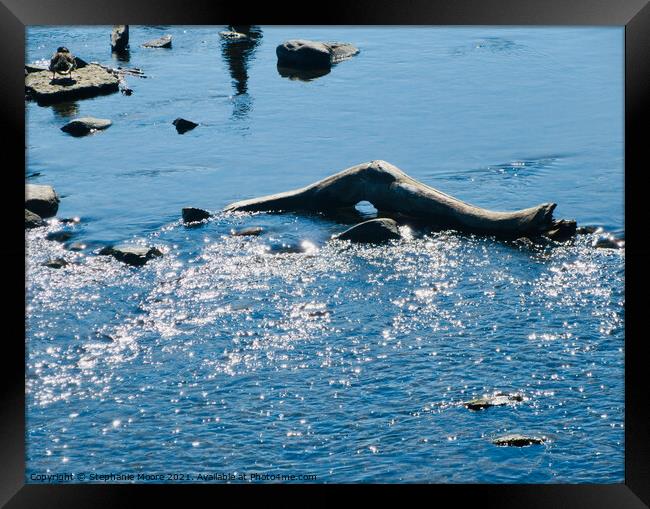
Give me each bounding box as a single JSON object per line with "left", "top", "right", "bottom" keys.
{"left": 2, "top": 0, "right": 648, "bottom": 506}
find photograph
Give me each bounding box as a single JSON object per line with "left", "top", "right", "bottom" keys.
{"left": 24, "top": 24, "right": 625, "bottom": 485}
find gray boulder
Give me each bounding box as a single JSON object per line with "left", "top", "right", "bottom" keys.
{"left": 276, "top": 40, "right": 359, "bottom": 70}
{"left": 99, "top": 245, "right": 163, "bottom": 266}
{"left": 143, "top": 35, "right": 172, "bottom": 48}
{"left": 111, "top": 25, "right": 129, "bottom": 53}
{"left": 25, "top": 209, "right": 46, "bottom": 229}
{"left": 332, "top": 218, "right": 401, "bottom": 244}
{"left": 182, "top": 207, "right": 211, "bottom": 223}
{"left": 61, "top": 117, "right": 112, "bottom": 136}
{"left": 25, "top": 184, "right": 60, "bottom": 218}
{"left": 25, "top": 63, "right": 120, "bottom": 105}
{"left": 492, "top": 434, "right": 545, "bottom": 447}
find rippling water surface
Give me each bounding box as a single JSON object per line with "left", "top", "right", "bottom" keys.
{"left": 26, "top": 26, "right": 624, "bottom": 483}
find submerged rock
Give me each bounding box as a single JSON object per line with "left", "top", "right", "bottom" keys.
{"left": 61, "top": 117, "right": 112, "bottom": 136}
{"left": 99, "top": 245, "right": 163, "bottom": 266}
{"left": 594, "top": 235, "right": 624, "bottom": 249}
{"left": 25, "top": 209, "right": 46, "bottom": 229}
{"left": 332, "top": 218, "right": 401, "bottom": 244}
{"left": 231, "top": 226, "right": 264, "bottom": 237}
{"left": 464, "top": 393, "right": 523, "bottom": 411}
{"left": 46, "top": 230, "right": 75, "bottom": 243}
{"left": 182, "top": 207, "right": 211, "bottom": 223}
{"left": 276, "top": 40, "right": 359, "bottom": 70}
{"left": 219, "top": 31, "right": 248, "bottom": 40}
{"left": 142, "top": 35, "right": 172, "bottom": 48}
{"left": 492, "top": 434, "right": 545, "bottom": 447}
{"left": 43, "top": 258, "right": 69, "bottom": 269}
{"left": 25, "top": 63, "right": 120, "bottom": 104}
{"left": 111, "top": 25, "right": 129, "bottom": 53}
{"left": 25, "top": 184, "right": 60, "bottom": 218}
{"left": 173, "top": 118, "right": 198, "bottom": 134}
{"left": 576, "top": 225, "right": 601, "bottom": 235}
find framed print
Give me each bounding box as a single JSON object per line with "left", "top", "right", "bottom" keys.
{"left": 2, "top": 0, "right": 649, "bottom": 506}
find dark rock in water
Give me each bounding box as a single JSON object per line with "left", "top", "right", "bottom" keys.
{"left": 276, "top": 40, "right": 359, "bottom": 70}
{"left": 99, "top": 245, "right": 163, "bottom": 266}
{"left": 492, "top": 434, "right": 545, "bottom": 447}
{"left": 219, "top": 31, "right": 248, "bottom": 40}
{"left": 25, "top": 63, "right": 120, "bottom": 105}
{"left": 576, "top": 225, "right": 601, "bottom": 235}
{"left": 61, "top": 117, "right": 112, "bottom": 136}
{"left": 25, "top": 184, "right": 60, "bottom": 218}
{"left": 266, "top": 242, "right": 305, "bottom": 254}
{"left": 464, "top": 393, "right": 523, "bottom": 411}
{"left": 25, "top": 209, "right": 46, "bottom": 229}
{"left": 111, "top": 25, "right": 129, "bottom": 53}
{"left": 43, "top": 258, "right": 69, "bottom": 269}
{"left": 594, "top": 235, "right": 623, "bottom": 249}
{"left": 60, "top": 216, "right": 81, "bottom": 224}
{"left": 66, "top": 241, "right": 87, "bottom": 251}
{"left": 544, "top": 219, "right": 577, "bottom": 242}
{"left": 173, "top": 118, "right": 198, "bottom": 134}
{"left": 46, "top": 230, "right": 75, "bottom": 243}
{"left": 231, "top": 226, "right": 264, "bottom": 237}
{"left": 121, "top": 87, "right": 133, "bottom": 96}
{"left": 182, "top": 207, "right": 211, "bottom": 223}
{"left": 142, "top": 35, "right": 172, "bottom": 48}
{"left": 332, "top": 218, "right": 401, "bottom": 244}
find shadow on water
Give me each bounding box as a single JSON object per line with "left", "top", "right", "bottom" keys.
{"left": 51, "top": 101, "right": 79, "bottom": 118}
{"left": 220, "top": 25, "right": 263, "bottom": 119}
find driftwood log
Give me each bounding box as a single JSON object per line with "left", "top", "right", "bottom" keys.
{"left": 224, "top": 160, "right": 571, "bottom": 238}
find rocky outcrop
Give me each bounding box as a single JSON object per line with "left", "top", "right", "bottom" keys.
{"left": 111, "top": 25, "right": 129, "bottom": 53}
{"left": 25, "top": 184, "right": 60, "bottom": 218}
{"left": 142, "top": 35, "right": 172, "bottom": 48}
{"left": 276, "top": 40, "right": 359, "bottom": 70}
{"left": 182, "top": 207, "right": 211, "bottom": 223}
{"left": 25, "top": 63, "right": 120, "bottom": 104}
{"left": 25, "top": 209, "right": 46, "bottom": 229}
{"left": 332, "top": 218, "right": 401, "bottom": 243}
{"left": 231, "top": 226, "right": 264, "bottom": 237}
{"left": 60, "top": 117, "right": 112, "bottom": 136}
{"left": 99, "top": 245, "right": 163, "bottom": 266}
{"left": 173, "top": 118, "right": 198, "bottom": 134}
{"left": 224, "top": 160, "right": 566, "bottom": 238}
{"left": 492, "top": 434, "right": 545, "bottom": 447}
{"left": 544, "top": 219, "right": 577, "bottom": 242}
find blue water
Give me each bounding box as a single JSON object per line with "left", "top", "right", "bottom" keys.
{"left": 25, "top": 26, "right": 624, "bottom": 483}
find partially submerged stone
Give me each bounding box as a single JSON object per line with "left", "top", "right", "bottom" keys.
{"left": 99, "top": 245, "right": 163, "bottom": 266}
{"left": 593, "top": 235, "right": 624, "bottom": 249}
{"left": 544, "top": 219, "right": 577, "bottom": 242}
{"left": 46, "top": 230, "right": 75, "bottom": 243}
{"left": 276, "top": 40, "right": 359, "bottom": 70}
{"left": 492, "top": 434, "right": 545, "bottom": 447}
{"left": 25, "top": 209, "right": 46, "bottom": 229}
{"left": 182, "top": 207, "right": 211, "bottom": 223}
{"left": 142, "top": 35, "right": 172, "bottom": 48}
{"left": 111, "top": 25, "right": 129, "bottom": 53}
{"left": 231, "top": 226, "right": 264, "bottom": 237}
{"left": 173, "top": 118, "right": 198, "bottom": 134}
{"left": 219, "top": 31, "right": 248, "bottom": 40}
{"left": 25, "top": 63, "right": 120, "bottom": 105}
{"left": 332, "top": 218, "right": 401, "bottom": 244}
{"left": 464, "top": 393, "right": 523, "bottom": 411}
{"left": 61, "top": 117, "right": 112, "bottom": 136}
{"left": 43, "top": 258, "right": 69, "bottom": 269}
{"left": 25, "top": 184, "right": 60, "bottom": 218}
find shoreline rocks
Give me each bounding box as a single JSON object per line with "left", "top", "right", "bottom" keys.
{"left": 61, "top": 117, "right": 112, "bottom": 136}
{"left": 276, "top": 40, "right": 359, "bottom": 70}
{"left": 99, "top": 245, "right": 163, "bottom": 266}
{"left": 25, "top": 184, "right": 60, "bottom": 218}
{"left": 25, "top": 63, "right": 120, "bottom": 104}
{"left": 143, "top": 35, "right": 172, "bottom": 49}
{"left": 332, "top": 218, "right": 401, "bottom": 244}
